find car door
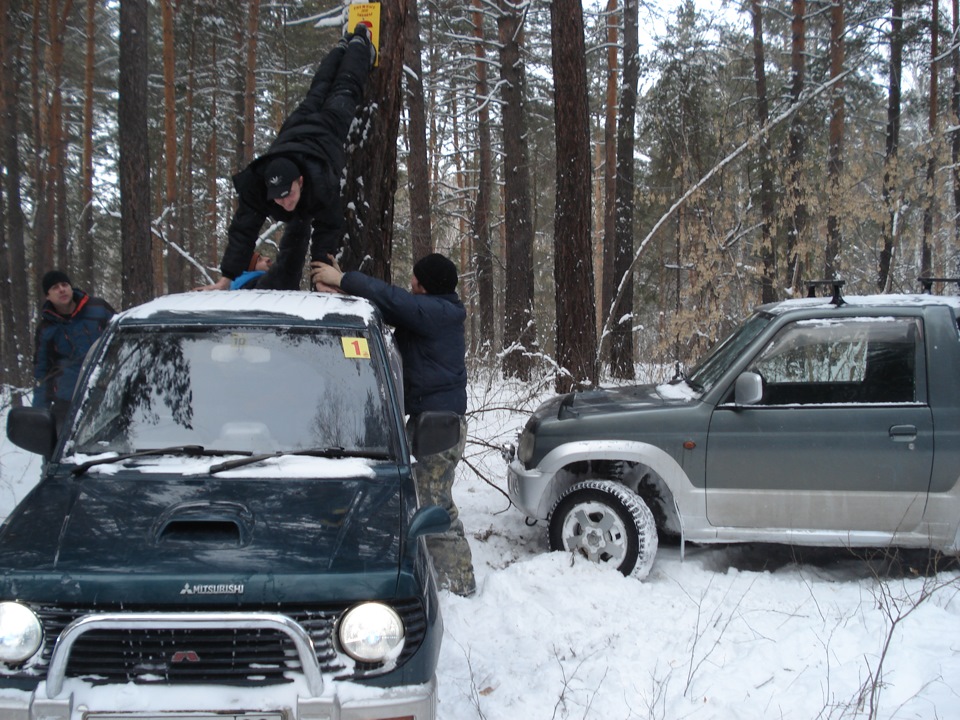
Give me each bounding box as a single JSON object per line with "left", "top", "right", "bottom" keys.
{"left": 704, "top": 315, "right": 934, "bottom": 532}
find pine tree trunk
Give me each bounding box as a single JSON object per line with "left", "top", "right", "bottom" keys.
{"left": 162, "top": 0, "right": 182, "bottom": 293}
{"left": 786, "top": 0, "right": 807, "bottom": 291}
{"left": 1, "top": 0, "right": 31, "bottom": 387}
{"left": 471, "top": 0, "right": 494, "bottom": 354}
{"left": 921, "top": 0, "right": 939, "bottom": 278}
{"left": 404, "top": 0, "right": 432, "bottom": 261}
{"left": 610, "top": 0, "right": 637, "bottom": 380}
{"left": 551, "top": 0, "right": 596, "bottom": 392}
{"left": 498, "top": 0, "right": 536, "bottom": 379}
{"left": 879, "top": 0, "right": 903, "bottom": 291}
{"left": 341, "top": 0, "right": 408, "bottom": 283}
{"left": 751, "top": 0, "right": 776, "bottom": 303}
{"left": 80, "top": 0, "right": 96, "bottom": 293}
{"left": 952, "top": 0, "right": 960, "bottom": 270}
{"left": 600, "top": 0, "right": 618, "bottom": 366}
{"left": 118, "top": 0, "right": 153, "bottom": 307}
{"left": 824, "top": 0, "right": 845, "bottom": 280}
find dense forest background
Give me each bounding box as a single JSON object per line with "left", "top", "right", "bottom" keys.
{"left": 0, "top": 0, "right": 953, "bottom": 394}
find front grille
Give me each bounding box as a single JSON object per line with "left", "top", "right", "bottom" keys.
{"left": 3, "top": 601, "right": 425, "bottom": 687}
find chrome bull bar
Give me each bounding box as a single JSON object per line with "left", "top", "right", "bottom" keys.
{"left": 45, "top": 612, "right": 324, "bottom": 698}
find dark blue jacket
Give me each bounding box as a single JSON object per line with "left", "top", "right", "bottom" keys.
{"left": 32, "top": 290, "right": 115, "bottom": 408}
{"left": 341, "top": 272, "right": 467, "bottom": 416}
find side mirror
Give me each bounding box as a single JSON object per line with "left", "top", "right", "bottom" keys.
{"left": 6, "top": 407, "right": 58, "bottom": 459}
{"left": 408, "top": 505, "right": 451, "bottom": 540}
{"left": 410, "top": 411, "right": 461, "bottom": 457}
{"left": 734, "top": 372, "right": 764, "bottom": 406}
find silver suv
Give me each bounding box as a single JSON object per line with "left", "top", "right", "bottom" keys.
{"left": 505, "top": 285, "right": 960, "bottom": 578}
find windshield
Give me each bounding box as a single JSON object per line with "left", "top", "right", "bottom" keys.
{"left": 67, "top": 325, "right": 398, "bottom": 458}
{"left": 685, "top": 312, "right": 772, "bottom": 392}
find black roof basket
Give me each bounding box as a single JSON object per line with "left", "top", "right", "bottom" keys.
{"left": 918, "top": 277, "right": 960, "bottom": 294}
{"left": 805, "top": 279, "right": 845, "bottom": 306}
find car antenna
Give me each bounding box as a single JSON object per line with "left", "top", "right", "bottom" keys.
{"left": 805, "top": 279, "right": 845, "bottom": 306}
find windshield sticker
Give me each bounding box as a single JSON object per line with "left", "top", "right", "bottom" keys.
{"left": 342, "top": 337, "right": 371, "bottom": 359}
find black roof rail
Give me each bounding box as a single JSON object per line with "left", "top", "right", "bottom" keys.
{"left": 805, "top": 279, "right": 845, "bottom": 306}
{"left": 917, "top": 277, "right": 960, "bottom": 294}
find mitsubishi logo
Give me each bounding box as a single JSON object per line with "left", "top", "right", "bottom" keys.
{"left": 171, "top": 650, "right": 201, "bottom": 664}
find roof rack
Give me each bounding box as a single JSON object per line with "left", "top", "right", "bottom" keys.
{"left": 918, "top": 277, "right": 960, "bottom": 294}
{"left": 805, "top": 279, "right": 845, "bottom": 306}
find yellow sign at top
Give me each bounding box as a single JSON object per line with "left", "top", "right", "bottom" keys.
{"left": 348, "top": 3, "right": 381, "bottom": 67}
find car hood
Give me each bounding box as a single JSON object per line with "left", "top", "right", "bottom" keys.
{"left": 0, "top": 470, "right": 405, "bottom": 603}
{"left": 552, "top": 382, "right": 699, "bottom": 420}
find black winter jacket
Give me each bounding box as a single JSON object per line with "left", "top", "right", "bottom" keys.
{"left": 220, "top": 41, "right": 369, "bottom": 279}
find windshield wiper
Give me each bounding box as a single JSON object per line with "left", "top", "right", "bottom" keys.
{"left": 71, "top": 445, "right": 254, "bottom": 477}
{"left": 209, "top": 447, "right": 391, "bottom": 474}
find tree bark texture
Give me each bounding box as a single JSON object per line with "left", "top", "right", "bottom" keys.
{"left": 600, "top": 0, "right": 618, "bottom": 360}
{"left": 471, "top": 0, "right": 495, "bottom": 353}
{"left": 921, "top": 0, "right": 939, "bottom": 278}
{"left": 404, "top": 0, "right": 432, "bottom": 261}
{"left": 879, "top": 0, "right": 903, "bottom": 291}
{"left": 1, "top": 0, "right": 30, "bottom": 386}
{"left": 498, "top": 0, "right": 537, "bottom": 380}
{"left": 118, "top": 0, "right": 152, "bottom": 308}
{"left": 551, "top": 0, "right": 597, "bottom": 392}
{"left": 751, "top": 0, "right": 776, "bottom": 303}
{"left": 825, "top": 0, "right": 845, "bottom": 279}
{"left": 953, "top": 0, "right": 960, "bottom": 270}
{"left": 341, "top": 0, "right": 409, "bottom": 283}
{"left": 786, "top": 0, "right": 807, "bottom": 290}
{"left": 610, "top": 0, "right": 637, "bottom": 380}
{"left": 162, "top": 0, "right": 182, "bottom": 293}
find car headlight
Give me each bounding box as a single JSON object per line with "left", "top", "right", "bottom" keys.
{"left": 0, "top": 602, "right": 43, "bottom": 664}
{"left": 517, "top": 427, "right": 536, "bottom": 466}
{"left": 338, "top": 602, "right": 404, "bottom": 663}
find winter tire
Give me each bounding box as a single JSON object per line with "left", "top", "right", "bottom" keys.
{"left": 548, "top": 480, "right": 658, "bottom": 579}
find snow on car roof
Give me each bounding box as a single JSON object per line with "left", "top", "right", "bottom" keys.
{"left": 763, "top": 293, "right": 960, "bottom": 315}
{"left": 117, "top": 290, "right": 379, "bottom": 324}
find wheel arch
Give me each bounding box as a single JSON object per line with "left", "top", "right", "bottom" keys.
{"left": 534, "top": 441, "right": 695, "bottom": 536}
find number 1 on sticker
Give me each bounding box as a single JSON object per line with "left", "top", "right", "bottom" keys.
{"left": 342, "top": 337, "right": 370, "bottom": 359}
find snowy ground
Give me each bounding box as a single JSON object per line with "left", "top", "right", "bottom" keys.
{"left": 2, "top": 380, "right": 959, "bottom": 719}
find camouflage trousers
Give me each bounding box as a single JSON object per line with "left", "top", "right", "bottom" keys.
{"left": 407, "top": 415, "right": 476, "bottom": 597}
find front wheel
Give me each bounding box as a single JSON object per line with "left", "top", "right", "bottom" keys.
{"left": 548, "top": 480, "right": 658, "bottom": 579}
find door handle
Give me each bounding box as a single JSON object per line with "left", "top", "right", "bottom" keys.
{"left": 889, "top": 425, "right": 917, "bottom": 442}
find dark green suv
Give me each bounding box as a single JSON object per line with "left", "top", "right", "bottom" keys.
{"left": 2, "top": 290, "right": 457, "bottom": 720}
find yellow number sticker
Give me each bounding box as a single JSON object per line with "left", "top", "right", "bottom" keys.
{"left": 342, "top": 337, "right": 371, "bottom": 359}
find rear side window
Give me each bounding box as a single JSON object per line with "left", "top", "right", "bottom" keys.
{"left": 747, "top": 317, "right": 922, "bottom": 405}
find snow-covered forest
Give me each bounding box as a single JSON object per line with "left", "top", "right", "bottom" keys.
{"left": 0, "top": 0, "right": 955, "bottom": 393}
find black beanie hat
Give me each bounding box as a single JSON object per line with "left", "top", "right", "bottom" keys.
{"left": 42, "top": 270, "right": 71, "bottom": 295}
{"left": 413, "top": 253, "right": 458, "bottom": 295}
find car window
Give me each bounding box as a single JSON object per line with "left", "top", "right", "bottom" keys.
{"left": 687, "top": 312, "right": 772, "bottom": 392}
{"left": 748, "top": 317, "right": 922, "bottom": 405}
{"left": 67, "top": 325, "right": 397, "bottom": 457}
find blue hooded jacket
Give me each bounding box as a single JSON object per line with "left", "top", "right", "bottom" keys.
{"left": 33, "top": 289, "right": 115, "bottom": 408}
{"left": 340, "top": 272, "right": 467, "bottom": 416}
